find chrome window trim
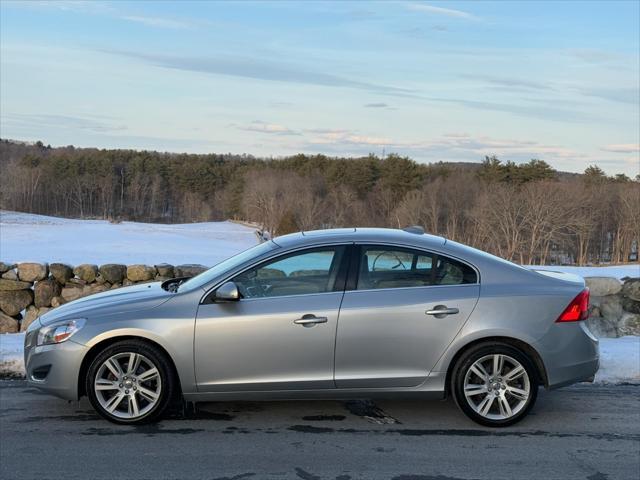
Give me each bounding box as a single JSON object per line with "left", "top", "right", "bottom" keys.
{"left": 225, "top": 290, "right": 346, "bottom": 303}
{"left": 346, "top": 283, "right": 480, "bottom": 295}
{"left": 198, "top": 240, "right": 481, "bottom": 304}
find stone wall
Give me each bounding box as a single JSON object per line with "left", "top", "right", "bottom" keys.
{"left": 0, "top": 261, "right": 208, "bottom": 333}
{"left": 585, "top": 276, "right": 640, "bottom": 337}
{"left": 1, "top": 261, "right": 638, "bottom": 338}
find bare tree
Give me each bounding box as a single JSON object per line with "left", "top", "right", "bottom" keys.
{"left": 242, "top": 169, "right": 290, "bottom": 235}
{"left": 519, "top": 182, "right": 569, "bottom": 264}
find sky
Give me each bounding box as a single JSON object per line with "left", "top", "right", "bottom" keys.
{"left": 1, "top": 1, "right": 639, "bottom": 176}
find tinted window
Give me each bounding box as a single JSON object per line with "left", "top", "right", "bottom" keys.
{"left": 233, "top": 247, "right": 345, "bottom": 299}
{"left": 357, "top": 246, "right": 476, "bottom": 290}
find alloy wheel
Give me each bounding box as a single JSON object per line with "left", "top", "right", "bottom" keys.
{"left": 463, "top": 353, "right": 531, "bottom": 421}
{"left": 93, "top": 352, "right": 162, "bottom": 420}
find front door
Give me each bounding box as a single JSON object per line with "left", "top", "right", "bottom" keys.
{"left": 335, "top": 244, "right": 480, "bottom": 388}
{"left": 195, "top": 245, "right": 348, "bottom": 392}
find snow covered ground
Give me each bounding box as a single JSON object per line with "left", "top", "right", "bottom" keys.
{"left": 0, "top": 333, "right": 24, "bottom": 378}
{"left": 597, "top": 336, "right": 640, "bottom": 384}
{"left": 2, "top": 332, "right": 638, "bottom": 383}
{"left": 2, "top": 210, "right": 638, "bottom": 278}
{"left": 0, "top": 210, "right": 259, "bottom": 266}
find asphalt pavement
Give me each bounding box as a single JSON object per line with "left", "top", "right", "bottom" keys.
{"left": 0, "top": 380, "right": 638, "bottom": 480}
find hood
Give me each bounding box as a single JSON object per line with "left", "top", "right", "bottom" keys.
{"left": 39, "top": 282, "right": 172, "bottom": 325}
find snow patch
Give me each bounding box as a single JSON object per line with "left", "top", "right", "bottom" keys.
{"left": 0, "top": 333, "right": 25, "bottom": 379}
{"left": 0, "top": 210, "right": 260, "bottom": 266}
{"left": 596, "top": 336, "right": 640, "bottom": 384}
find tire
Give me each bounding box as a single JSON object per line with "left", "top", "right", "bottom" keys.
{"left": 451, "top": 342, "right": 539, "bottom": 427}
{"left": 85, "top": 339, "right": 176, "bottom": 425}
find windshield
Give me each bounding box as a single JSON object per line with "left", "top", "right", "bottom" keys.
{"left": 177, "top": 241, "right": 279, "bottom": 292}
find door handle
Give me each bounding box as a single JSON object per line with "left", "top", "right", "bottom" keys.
{"left": 294, "top": 314, "right": 328, "bottom": 326}
{"left": 426, "top": 306, "right": 459, "bottom": 317}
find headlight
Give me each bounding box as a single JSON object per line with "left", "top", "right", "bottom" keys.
{"left": 37, "top": 319, "right": 86, "bottom": 346}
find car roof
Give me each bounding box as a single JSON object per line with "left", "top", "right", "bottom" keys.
{"left": 272, "top": 227, "right": 446, "bottom": 249}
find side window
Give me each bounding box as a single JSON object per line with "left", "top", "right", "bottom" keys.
{"left": 416, "top": 255, "right": 432, "bottom": 270}
{"left": 434, "top": 256, "right": 477, "bottom": 285}
{"left": 233, "top": 247, "right": 345, "bottom": 299}
{"left": 356, "top": 246, "right": 477, "bottom": 290}
{"left": 366, "top": 249, "right": 413, "bottom": 272}
{"left": 358, "top": 247, "right": 433, "bottom": 290}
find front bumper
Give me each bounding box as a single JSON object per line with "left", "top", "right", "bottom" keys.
{"left": 24, "top": 330, "right": 87, "bottom": 401}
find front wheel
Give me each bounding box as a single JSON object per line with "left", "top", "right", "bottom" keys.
{"left": 86, "top": 340, "right": 176, "bottom": 424}
{"left": 451, "top": 343, "right": 538, "bottom": 427}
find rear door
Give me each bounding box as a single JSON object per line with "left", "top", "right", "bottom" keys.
{"left": 334, "top": 244, "right": 480, "bottom": 388}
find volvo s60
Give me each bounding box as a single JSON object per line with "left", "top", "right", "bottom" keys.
{"left": 24, "top": 227, "right": 598, "bottom": 427}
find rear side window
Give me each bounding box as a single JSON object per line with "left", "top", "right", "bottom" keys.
{"left": 434, "top": 256, "right": 477, "bottom": 285}
{"left": 356, "top": 246, "right": 477, "bottom": 290}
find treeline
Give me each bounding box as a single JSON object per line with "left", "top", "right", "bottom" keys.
{"left": 1, "top": 139, "right": 638, "bottom": 265}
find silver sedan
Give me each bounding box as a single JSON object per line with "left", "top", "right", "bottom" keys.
{"left": 24, "top": 227, "right": 599, "bottom": 427}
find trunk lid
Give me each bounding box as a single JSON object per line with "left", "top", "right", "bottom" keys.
{"left": 529, "top": 268, "right": 585, "bottom": 285}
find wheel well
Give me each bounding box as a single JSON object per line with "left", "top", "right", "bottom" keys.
{"left": 77, "top": 336, "right": 182, "bottom": 399}
{"left": 444, "top": 336, "right": 548, "bottom": 396}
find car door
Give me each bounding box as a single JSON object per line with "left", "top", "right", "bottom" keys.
{"left": 334, "top": 244, "right": 480, "bottom": 388}
{"left": 195, "top": 245, "right": 349, "bottom": 392}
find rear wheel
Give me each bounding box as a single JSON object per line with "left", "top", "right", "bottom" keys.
{"left": 86, "top": 340, "right": 176, "bottom": 424}
{"left": 451, "top": 343, "right": 538, "bottom": 427}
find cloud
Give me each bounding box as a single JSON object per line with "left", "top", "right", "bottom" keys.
{"left": 236, "top": 121, "right": 300, "bottom": 136}
{"left": 346, "top": 9, "right": 378, "bottom": 21}
{"left": 364, "top": 103, "right": 390, "bottom": 108}
{"left": 103, "top": 50, "right": 415, "bottom": 97}
{"left": 121, "top": 15, "right": 194, "bottom": 30}
{"left": 443, "top": 132, "right": 471, "bottom": 138}
{"left": 601, "top": 144, "right": 640, "bottom": 154}
{"left": 422, "top": 135, "right": 573, "bottom": 158}
{"left": 297, "top": 127, "right": 587, "bottom": 163}
{"left": 406, "top": 135, "right": 603, "bottom": 172}
{"left": 470, "top": 75, "right": 637, "bottom": 111}
{"left": 426, "top": 97, "right": 591, "bottom": 123}
{"left": 567, "top": 49, "right": 621, "bottom": 64}
{"left": 293, "top": 129, "right": 623, "bottom": 174}
{"left": 406, "top": 2, "right": 477, "bottom": 20}
{"left": 12, "top": 1, "right": 197, "bottom": 30}
{"left": 306, "top": 129, "right": 391, "bottom": 146}
{"left": 2, "top": 113, "right": 127, "bottom": 133}
{"left": 29, "top": 0, "right": 111, "bottom": 14}
{"left": 305, "top": 128, "right": 349, "bottom": 134}
{"left": 269, "top": 101, "right": 294, "bottom": 108}
{"left": 578, "top": 87, "right": 640, "bottom": 105}
{"left": 466, "top": 75, "right": 552, "bottom": 92}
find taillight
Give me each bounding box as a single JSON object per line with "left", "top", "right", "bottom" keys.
{"left": 556, "top": 288, "right": 590, "bottom": 322}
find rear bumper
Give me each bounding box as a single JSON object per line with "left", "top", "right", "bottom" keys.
{"left": 540, "top": 322, "right": 599, "bottom": 389}
{"left": 24, "top": 336, "right": 86, "bottom": 401}
{"left": 547, "top": 358, "right": 599, "bottom": 389}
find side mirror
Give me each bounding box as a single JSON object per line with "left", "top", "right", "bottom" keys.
{"left": 214, "top": 281, "right": 240, "bottom": 302}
